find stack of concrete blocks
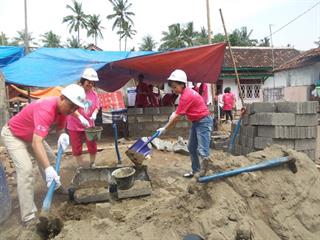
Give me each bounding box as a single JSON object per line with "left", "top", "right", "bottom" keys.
{"left": 128, "top": 106, "right": 215, "bottom": 138}
{"left": 234, "top": 102, "right": 318, "bottom": 160}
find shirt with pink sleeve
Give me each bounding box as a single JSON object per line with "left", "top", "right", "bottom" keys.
{"left": 67, "top": 89, "right": 100, "bottom": 131}
{"left": 175, "top": 87, "right": 210, "bottom": 122}
{"left": 222, "top": 93, "right": 235, "bottom": 111}
{"left": 8, "top": 97, "right": 66, "bottom": 142}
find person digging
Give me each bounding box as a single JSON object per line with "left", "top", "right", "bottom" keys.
{"left": 157, "top": 69, "right": 214, "bottom": 179}
{"left": 0, "top": 84, "right": 86, "bottom": 227}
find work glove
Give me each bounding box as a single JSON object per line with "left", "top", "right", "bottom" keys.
{"left": 57, "top": 133, "right": 69, "bottom": 152}
{"left": 156, "top": 127, "right": 166, "bottom": 136}
{"left": 78, "top": 115, "right": 90, "bottom": 127}
{"left": 45, "top": 166, "right": 61, "bottom": 189}
{"left": 90, "top": 111, "right": 97, "bottom": 121}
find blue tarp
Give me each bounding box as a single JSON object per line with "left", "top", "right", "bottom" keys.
{"left": 2, "top": 48, "right": 153, "bottom": 88}
{"left": 0, "top": 46, "right": 24, "bottom": 68}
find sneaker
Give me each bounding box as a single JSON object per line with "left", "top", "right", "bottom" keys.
{"left": 183, "top": 172, "right": 194, "bottom": 178}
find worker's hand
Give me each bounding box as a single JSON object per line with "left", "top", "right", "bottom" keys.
{"left": 156, "top": 127, "right": 166, "bottom": 136}
{"left": 45, "top": 166, "right": 61, "bottom": 189}
{"left": 90, "top": 111, "right": 97, "bottom": 121}
{"left": 78, "top": 115, "right": 90, "bottom": 127}
{"left": 57, "top": 133, "right": 69, "bottom": 152}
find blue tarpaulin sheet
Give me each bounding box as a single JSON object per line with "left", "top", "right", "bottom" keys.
{"left": 2, "top": 48, "right": 153, "bottom": 88}
{"left": 0, "top": 46, "right": 24, "bottom": 68}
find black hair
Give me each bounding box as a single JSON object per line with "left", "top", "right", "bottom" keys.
{"left": 224, "top": 87, "right": 231, "bottom": 93}
{"left": 138, "top": 74, "right": 144, "bottom": 81}
{"left": 168, "top": 80, "right": 186, "bottom": 88}
{"left": 79, "top": 77, "right": 95, "bottom": 86}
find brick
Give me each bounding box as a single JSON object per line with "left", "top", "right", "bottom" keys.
{"left": 242, "top": 114, "right": 249, "bottom": 125}
{"left": 145, "top": 122, "right": 161, "bottom": 131}
{"left": 136, "top": 116, "right": 153, "bottom": 122}
{"left": 258, "top": 126, "right": 317, "bottom": 139}
{"left": 254, "top": 113, "right": 295, "bottom": 126}
{"left": 249, "top": 102, "right": 276, "bottom": 114}
{"left": 254, "top": 137, "right": 272, "bottom": 149}
{"left": 128, "top": 116, "right": 136, "bottom": 123}
{"left": 245, "top": 137, "right": 254, "bottom": 148}
{"left": 144, "top": 107, "right": 160, "bottom": 115}
{"left": 276, "top": 101, "right": 318, "bottom": 114}
{"left": 295, "top": 139, "right": 316, "bottom": 151}
{"left": 249, "top": 114, "right": 259, "bottom": 125}
{"left": 233, "top": 144, "right": 242, "bottom": 155}
{"left": 242, "top": 126, "right": 258, "bottom": 137}
{"left": 176, "top": 121, "right": 190, "bottom": 128}
{"left": 127, "top": 108, "right": 136, "bottom": 115}
{"left": 159, "top": 106, "right": 175, "bottom": 114}
{"left": 153, "top": 115, "right": 169, "bottom": 122}
{"left": 295, "top": 114, "right": 318, "bottom": 126}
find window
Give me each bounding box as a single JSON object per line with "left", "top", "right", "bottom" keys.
{"left": 240, "top": 84, "right": 261, "bottom": 100}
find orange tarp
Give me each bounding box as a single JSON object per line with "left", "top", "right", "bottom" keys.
{"left": 10, "top": 85, "right": 63, "bottom": 99}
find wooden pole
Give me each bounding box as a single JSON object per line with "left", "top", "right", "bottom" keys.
{"left": 24, "top": 0, "right": 29, "bottom": 53}
{"left": 219, "top": 9, "right": 244, "bottom": 108}
{"left": 206, "top": 0, "right": 212, "bottom": 44}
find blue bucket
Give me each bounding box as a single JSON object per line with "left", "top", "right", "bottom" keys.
{"left": 0, "top": 161, "right": 12, "bottom": 224}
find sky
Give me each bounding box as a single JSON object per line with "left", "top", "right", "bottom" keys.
{"left": 0, "top": 0, "right": 319, "bottom": 51}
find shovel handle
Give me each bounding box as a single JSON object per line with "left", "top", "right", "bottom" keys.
{"left": 137, "top": 131, "right": 161, "bottom": 152}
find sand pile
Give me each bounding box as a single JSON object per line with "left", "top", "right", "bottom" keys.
{"left": 52, "top": 145, "right": 320, "bottom": 240}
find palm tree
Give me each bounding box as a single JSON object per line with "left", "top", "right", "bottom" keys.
{"left": 87, "top": 14, "right": 104, "bottom": 45}
{"left": 41, "top": 31, "right": 61, "bottom": 47}
{"left": 259, "top": 37, "right": 270, "bottom": 47}
{"left": 118, "top": 21, "right": 136, "bottom": 51}
{"left": 0, "top": 32, "right": 9, "bottom": 45}
{"left": 107, "top": 0, "right": 135, "bottom": 50}
{"left": 62, "top": 0, "right": 88, "bottom": 45}
{"left": 182, "top": 22, "right": 197, "bottom": 47}
{"left": 194, "top": 27, "right": 208, "bottom": 46}
{"left": 66, "top": 36, "right": 83, "bottom": 48}
{"left": 229, "top": 26, "right": 257, "bottom": 46}
{"left": 212, "top": 33, "right": 225, "bottom": 43}
{"left": 159, "top": 23, "right": 186, "bottom": 51}
{"left": 139, "top": 35, "right": 157, "bottom": 51}
{"left": 12, "top": 30, "right": 36, "bottom": 46}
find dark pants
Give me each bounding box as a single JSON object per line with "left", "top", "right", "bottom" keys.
{"left": 225, "top": 110, "right": 233, "bottom": 121}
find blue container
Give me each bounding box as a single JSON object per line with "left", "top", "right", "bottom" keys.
{"left": 0, "top": 161, "right": 12, "bottom": 223}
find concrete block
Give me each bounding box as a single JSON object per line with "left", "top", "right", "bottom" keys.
{"left": 254, "top": 113, "right": 295, "bottom": 126}
{"left": 245, "top": 137, "right": 254, "bottom": 148}
{"left": 276, "top": 101, "right": 318, "bottom": 114}
{"left": 273, "top": 139, "right": 295, "bottom": 149}
{"left": 258, "top": 126, "right": 317, "bottom": 139}
{"left": 242, "top": 114, "right": 249, "bottom": 125}
{"left": 127, "top": 108, "right": 136, "bottom": 115}
{"left": 242, "top": 125, "right": 258, "bottom": 137}
{"left": 254, "top": 137, "right": 272, "bottom": 149}
{"left": 153, "top": 115, "right": 169, "bottom": 122}
{"left": 295, "top": 139, "right": 316, "bottom": 151}
{"left": 117, "top": 180, "right": 152, "bottom": 199}
{"left": 249, "top": 114, "right": 259, "bottom": 125}
{"left": 249, "top": 102, "right": 276, "bottom": 114}
{"left": 144, "top": 107, "right": 160, "bottom": 115}
{"left": 159, "top": 106, "right": 175, "bottom": 114}
{"left": 145, "top": 122, "right": 161, "bottom": 131}
{"left": 136, "top": 116, "right": 153, "bottom": 122}
{"left": 233, "top": 144, "right": 242, "bottom": 155}
{"left": 127, "top": 116, "right": 136, "bottom": 123}
{"left": 176, "top": 121, "right": 190, "bottom": 128}
{"left": 295, "top": 114, "right": 318, "bottom": 126}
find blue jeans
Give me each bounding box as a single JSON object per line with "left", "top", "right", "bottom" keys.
{"left": 188, "top": 116, "right": 213, "bottom": 173}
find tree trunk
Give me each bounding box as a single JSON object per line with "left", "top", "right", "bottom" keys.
{"left": 77, "top": 30, "right": 80, "bottom": 46}
{"left": 119, "top": 37, "right": 122, "bottom": 51}
{"left": 95, "top": 35, "right": 97, "bottom": 46}
{"left": 124, "top": 37, "right": 127, "bottom": 51}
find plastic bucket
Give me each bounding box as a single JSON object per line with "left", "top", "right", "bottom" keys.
{"left": 111, "top": 167, "right": 136, "bottom": 190}
{"left": 0, "top": 161, "right": 12, "bottom": 224}
{"left": 85, "top": 126, "right": 103, "bottom": 141}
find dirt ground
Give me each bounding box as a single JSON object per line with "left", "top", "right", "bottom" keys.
{"left": 1, "top": 138, "right": 320, "bottom": 240}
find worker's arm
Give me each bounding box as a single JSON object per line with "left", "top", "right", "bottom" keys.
{"left": 157, "top": 112, "right": 181, "bottom": 135}
{"left": 32, "top": 134, "right": 51, "bottom": 169}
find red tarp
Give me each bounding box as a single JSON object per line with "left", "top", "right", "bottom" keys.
{"left": 97, "top": 43, "right": 226, "bottom": 92}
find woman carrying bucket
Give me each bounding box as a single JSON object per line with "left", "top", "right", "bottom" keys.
{"left": 67, "top": 68, "right": 100, "bottom": 167}
{"left": 156, "top": 69, "right": 213, "bottom": 179}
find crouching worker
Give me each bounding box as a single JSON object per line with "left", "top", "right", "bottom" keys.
{"left": 157, "top": 69, "right": 213, "bottom": 179}
{"left": 0, "top": 84, "right": 86, "bottom": 225}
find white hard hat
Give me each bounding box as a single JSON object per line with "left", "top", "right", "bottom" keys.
{"left": 82, "top": 68, "right": 99, "bottom": 81}
{"left": 61, "top": 84, "right": 86, "bottom": 108}
{"left": 167, "top": 69, "right": 187, "bottom": 84}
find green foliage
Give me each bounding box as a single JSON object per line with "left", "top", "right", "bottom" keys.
{"left": 159, "top": 23, "right": 186, "bottom": 50}
{"left": 139, "top": 35, "right": 157, "bottom": 51}
{"left": 0, "top": 32, "right": 9, "bottom": 45}
{"left": 315, "top": 37, "right": 320, "bottom": 47}
{"left": 62, "top": 0, "right": 88, "bottom": 44}
{"left": 12, "top": 30, "right": 36, "bottom": 46}
{"left": 107, "top": 0, "right": 135, "bottom": 50}
{"left": 66, "top": 36, "right": 83, "bottom": 48}
{"left": 41, "top": 31, "right": 61, "bottom": 47}
{"left": 228, "top": 26, "right": 257, "bottom": 46}
{"left": 87, "top": 14, "right": 104, "bottom": 45}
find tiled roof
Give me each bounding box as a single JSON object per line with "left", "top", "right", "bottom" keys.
{"left": 86, "top": 44, "right": 103, "bottom": 51}
{"left": 274, "top": 47, "right": 320, "bottom": 72}
{"left": 223, "top": 47, "right": 301, "bottom": 69}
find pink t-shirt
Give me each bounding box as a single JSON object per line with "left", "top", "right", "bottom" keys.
{"left": 67, "top": 89, "right": 100, "bottom": 131}
{"left": 176, "top": 87, "right": 210, "bottom": 122}
{"left": 199, "top": 83, "right": 208, "bottom": 104}
{"left": 8, "top": 97, "right": 66, "bottom": 142}
{"left": 223, "top": 93, "right": 235, "bottom": 110}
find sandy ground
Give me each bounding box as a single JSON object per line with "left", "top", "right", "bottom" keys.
{"left": 1, "top": 138, "right": 320, "bottom": 240}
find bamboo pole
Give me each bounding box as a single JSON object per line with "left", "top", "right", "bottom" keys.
{"left": 219, "top": 9, "right": 244, "bottom": 108}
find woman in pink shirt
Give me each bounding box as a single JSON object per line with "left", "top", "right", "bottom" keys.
{"left": 67, "top": 68, "right": 100, "bottom": 167}
{"left": 222, "top": 87, "right": 235, "bottom": 122}
{"left": 156, "top": 69, "right": 213, "bottom": 179}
